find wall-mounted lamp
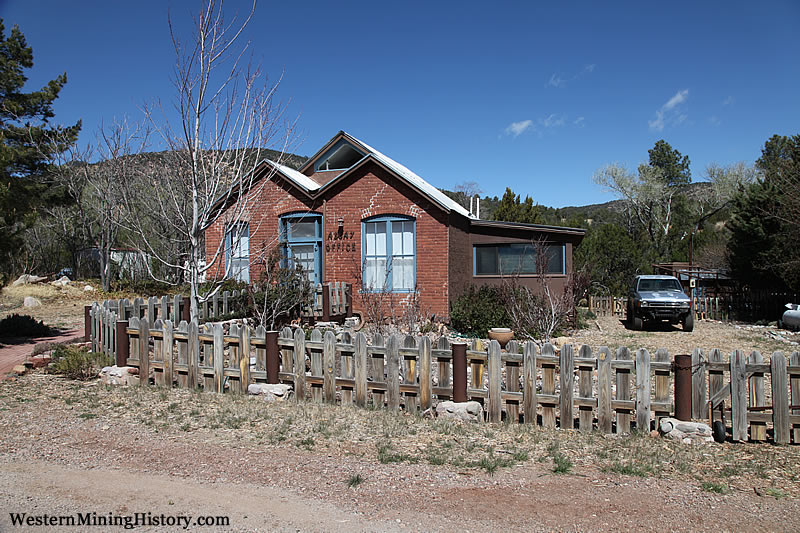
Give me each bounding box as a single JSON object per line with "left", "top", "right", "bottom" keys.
{"left": 337, "top": 217, "right": 344, "bottom": 229}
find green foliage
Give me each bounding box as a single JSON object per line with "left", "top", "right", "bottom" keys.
{"left": 449, "top": 285, "right": 510, "bottom": 336}
{"left": 347, "top": 473, "right": 364, "bottom": 488}
{"left": 0, "top": 20, "right": 80, "bottom": 276}
{"left": 49, "top": 345, "right": 111, "bottom": 380}
{"left": 0, "top": 314, "right": 58, "bottom": 338}
{"left": 248, "top": 246, "right": 312, "bottom": 330}
{"left": 574, "top": 223, "right": 652, "bottom": 295}
{"left": 492, "top": 187, "right": 542, "bottom": 224}
{"left": 701, "top": 481, "right": 729, "bottom": 494}
{"left": 648, "top": 139, "right": 691, "bottom": 187}
{"left": 728, "top": 134, "right": 800, "bottom": 291}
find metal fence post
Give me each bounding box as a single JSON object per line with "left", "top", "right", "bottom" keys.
{"left": 266, "top": 330, "right": 280, "bottom": 384}
{"left": 116, "top": 320, "right": 129, "bottom": 367}
{"left": 452, "top": 342, "right": 467, "bottom": 403}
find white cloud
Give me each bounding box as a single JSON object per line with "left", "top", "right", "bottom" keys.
{"left": 547, "top": 74, "right": 566, "bottom": 88}
{"left": 649, "top": 89, "right": 689, "bottom": 132}
{"left": 722, "top": 95, "right": 735, "bottom": 106}
{"left": 505, "top": 120, "right": 533, "bottom": 137}
{"left": 709, "top": 115, "right": 721, "bottom": 126}
{"left": 539, "top": 114, "right": 565, "bottom": 128}
{"left": 546, "top": 64, "right": 596, "bottom": 88}
{"left": 574, "top": 116, "right": 585, "bottom": 127}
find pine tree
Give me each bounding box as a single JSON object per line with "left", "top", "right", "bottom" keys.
{"left": 492, "top": 187, "right": 542, "bottom": 224}
{"left": 0, "top": 20, "right": 80, "bottom": 277}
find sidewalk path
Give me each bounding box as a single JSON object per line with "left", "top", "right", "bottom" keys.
{"left": 0, "top": 329, "right": 84, "bottom": 378}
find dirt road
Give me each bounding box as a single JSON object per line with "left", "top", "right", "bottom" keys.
{"left": 1, "top": 374, "right": 798, "bottom": 532}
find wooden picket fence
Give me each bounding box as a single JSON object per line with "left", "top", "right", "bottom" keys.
{"left": 89, "top": 308, "right": 800, "bottom": 443}
{"left": 588, "top": 295, "right": 728, "bottom": 321}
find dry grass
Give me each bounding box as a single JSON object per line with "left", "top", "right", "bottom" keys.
{"left": 2, "top": 373, "right": 798, "bottom": 494}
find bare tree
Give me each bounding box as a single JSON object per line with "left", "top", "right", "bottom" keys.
{"left": 248, "top": 244, "right": 310, "bottom": 330}
{"left": 42, "top": 118, "right": 148, "bottom": 290}
{"left": 593, "top": 163, "right": 679, "bottom": 258}
{"left": 501, "top": 240, "right": 574, "bottom": 342}
{"left": 124, "top": 0, "right": 295, "bottom": 319}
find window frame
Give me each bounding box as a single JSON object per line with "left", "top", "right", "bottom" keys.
{"left": 472, "top": 242, "right": 566, "bottom": 276}
{"left": 224, "top": 221, "right": 250, "bottom": 282}
{"left": 361, "top": 215, "right": 416, "bottom": 293}
{"left": 279, "top": 212, "right": 323, "bottom": 285}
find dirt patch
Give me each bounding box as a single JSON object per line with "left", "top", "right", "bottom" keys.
{"left": 0, "top": 282, "right": 96, "bottom": 330}
{"left": 568, "top": 314, "right": 799, "bottom": 358}
{"left": 0, "top": 373, "right": 797, "bottom": 531}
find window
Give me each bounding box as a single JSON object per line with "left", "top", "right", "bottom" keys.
{"left": 473, "top": 243, "right": 564, "bottom": 275}
{"left": 314, "top": 141, "right": 365, "bottom": 171}
{"left": 225, "top": 222, "right": 250, "bottom": 282}
{"left": 280, "top": 214, "right": 322, "bottom": 284}
{"left": 362, "top": 216, "right": 415, "bottom": 291}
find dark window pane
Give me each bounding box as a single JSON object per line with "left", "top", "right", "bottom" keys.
{"left": 475, "top": 247, "right": 497, "bottom": 275}
{"left": 546, "top": 245, "right": 564, "bottom": 274}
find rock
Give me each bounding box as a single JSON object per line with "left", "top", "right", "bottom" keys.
{"left": 434, "top": 401, "right": 484, "bottom": 423}
{"left": 50, "top": 276, "right": 71, "bottom": 287}
{"left": 30, "top": 354, "right": 51, "bottom": 368}
{"left": 12, "top": 274, "right": 47, "bottom": 286}
{"left": 83, "top": 285, "right": 95, "bottom": 292}
{"left": 247, "top": 383, "right": 293, "bottom": 401}
{"left": 98, "top": 365, "right": 140, "bottom": 386}
{"left": 23, "top": 296, "right": 42, "bottom": 308}
{"left": 658, "top": 417, "right": 714, "bottom": 444}
{"left": 552, "top": 336, "right": 573, "bottom": 347}
{"left": 11, "top": 364, "right": 28, "bottom": 376}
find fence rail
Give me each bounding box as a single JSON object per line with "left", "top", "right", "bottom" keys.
{"left": 588, "top": 295, "right": 728, "bottom": 321}
{"left": 89, "top": 305, "right": 800, "bottom": 444}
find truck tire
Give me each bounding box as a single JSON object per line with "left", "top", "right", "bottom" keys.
{"left": 632, "top": 316, "right": 643, "bottom": 331}
{"left": 683, "top": 313, "right": 694, "bottom": 332}
{"left": 712, "top": 420, "right": 726, "bottom": 443}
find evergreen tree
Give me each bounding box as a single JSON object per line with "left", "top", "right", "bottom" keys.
{"left": 0, "top": 20, "right": 80, "bottom": 278}
{"left": 727, "top": 134, "right": 800, "bottom": 290}
{"left": 492, "top": 187, "right": 542, "bottom": 224}
{"left": 648, "top": 139, "right": 691, "bottom": 187}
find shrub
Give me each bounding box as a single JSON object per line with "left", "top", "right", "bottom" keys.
{"left": 49, "top": 345, "right": 111, "bottom": 380}
{"left": 449, "top": 285, "right": 510, "bottom": 337}
{"left": 0, "top": 314, "right": 58, "bottom": 338}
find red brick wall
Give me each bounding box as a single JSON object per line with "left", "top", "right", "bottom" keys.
{"left": 205, "top": 161, "right": 452, "bottom": 318}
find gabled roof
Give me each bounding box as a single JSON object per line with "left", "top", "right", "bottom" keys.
{"left": 294, "top": 131, "right": 474, "bottom": 218}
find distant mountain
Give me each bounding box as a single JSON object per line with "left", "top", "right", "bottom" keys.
{"left": 441, "top": 181, "right": 714, "bottom": 227}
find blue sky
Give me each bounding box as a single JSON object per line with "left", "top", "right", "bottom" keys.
{"left": 1, "top": 0, "right": 798, "bottom": 207}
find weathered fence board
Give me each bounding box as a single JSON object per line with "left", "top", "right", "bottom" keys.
{"left": 90, "top": 307, "right": 800, "bottom": 444}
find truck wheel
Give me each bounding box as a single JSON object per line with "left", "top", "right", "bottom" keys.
{"left": 683, "top": 313, "right": 694, "bottom": 332}
{"left": 632, "top": 316, "right": 643, "bottom": 331}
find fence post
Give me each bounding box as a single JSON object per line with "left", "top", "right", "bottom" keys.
{"left": 635, "top": 349, "right": 651, "bottom": 432}
{"left": 673, "top": 354, "right": 692, "bottom": 421}
{"left": 84, "top": 305, "right": 92, "bottom": 341}
{"left": 323, "top": 330, "right": 336, "bottom": 403}
{"left": 560, "top": 344, "right": 574, "bottom": 429}
{"left": 355, "top": 332, "right": 368, "bottom": 407}
{"left": 346, "top": 283, "right": 353, "bottom": 317}
{"left": 139, "top": 319, "right": 150, "bottom": 386}
{"left": 181, "top": 296, "right": 191, "bottom": 323}
{"left": 452, "top": 342, "right": 467, "bottom": 403}
{"left": 386, "top": 335, "right": 400, "bottom": 410}
{"left": 266, "top": 331, "right": 279, "bottom": 384}
{"left": 115, "top": 320, "right": 129, "bottom": 367}
{"left": 322, "top": 283, "right": 330, "bottom": 322}
{"left": 293, "top": 328, "right": 306, "bottom": 402}
{"left": 487, "top": 340, "right": 502, "bottom": 423}
{"left": 522, "top": 341, "right": 538, "bottom": 424}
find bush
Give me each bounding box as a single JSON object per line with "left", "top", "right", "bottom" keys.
{"left": 0, "top": 314, "right": 58, "bottom": 338}
{"left": 449, "top": 285, "right": 510, "bottom": 337}
{"left": 49, "top": 345, "right": 111, "bottom": 380}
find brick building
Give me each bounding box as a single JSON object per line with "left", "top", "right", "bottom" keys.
{"left": 205, "top": 131, "right": 585, "bottom": 319}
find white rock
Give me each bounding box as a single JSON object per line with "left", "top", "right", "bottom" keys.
{"left": 83, "top": 285, "right": 95, "bottom": 292}
{"left": 50, "top": 276, "right": 71, "bottom": 287}
{"left": 248, "top": 383, "right": 293, "bottom": 400}
{"left": 659, "top": 417, "right": 713, "bottom": 444}
{"left": 23, "top": 296, "right": 42, "bottom": 308}
{"left": 434, "top": 401, "right": 484, "bottom": 423}
{"left": 12, "top": 274, "right": 47, "bottom": 286}
{"left": 98, "top": 365, "right": 140, "bottom": 386}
